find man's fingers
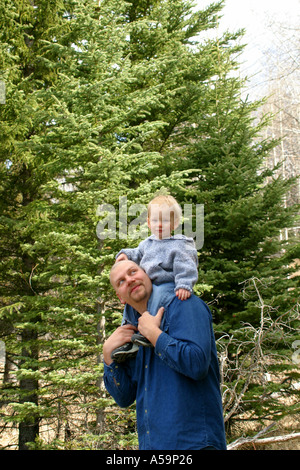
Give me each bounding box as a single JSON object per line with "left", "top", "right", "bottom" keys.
{"left": 122, "top": 324, "right": 138, "bottom": 330}
{"left": 118, "top": 324, "right": 137, "bottom": 341}
{"left": 156, "top": 306, "right": 165, "bottom": 319}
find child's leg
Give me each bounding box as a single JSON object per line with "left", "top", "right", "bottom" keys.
{"left": 110, "top": 318, "right": 141, "bottom": 362}
{"left": 131, "top": 333, "right": 152, "bottom": 347}
{"left": 131, "top": 283, "right": 175, "bottom": 347}
{"left": 111, "top": 342, "right": 140, "bottom": 363}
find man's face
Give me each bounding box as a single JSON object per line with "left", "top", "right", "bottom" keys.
{"left": 110, "top": 261, "right": 152, "bottom": 312}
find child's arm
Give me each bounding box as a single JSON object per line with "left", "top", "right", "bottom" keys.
{"left": 115, "top": 242, "right": 145, "bottom": 265}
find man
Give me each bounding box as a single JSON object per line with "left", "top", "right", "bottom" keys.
{"left": 103, "top": 260, "right": 227, "bottom": 450}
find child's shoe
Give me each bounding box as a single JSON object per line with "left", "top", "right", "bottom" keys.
{"left": 131, "top": 333, "right": 152, "bottom": 347}
{"left": 111, "top": 342, "right": 139, "bottom": 363}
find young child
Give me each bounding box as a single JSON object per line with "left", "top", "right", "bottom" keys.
{"left": 111, "top": 195, "right": 199, "bottom": 362}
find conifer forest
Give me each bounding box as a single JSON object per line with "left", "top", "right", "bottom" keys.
{"left": 0, "top": 0, "right": 299, "bottom": 450}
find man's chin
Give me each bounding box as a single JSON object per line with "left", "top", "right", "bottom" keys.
{"left": 130, "top": 285, "right": 147, "bottom": 302}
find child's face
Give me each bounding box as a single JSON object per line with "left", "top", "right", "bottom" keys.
{"left": 147, "top": 205, "right": 176, "bottom": 239}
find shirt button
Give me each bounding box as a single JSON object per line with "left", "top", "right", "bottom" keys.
{"left": 145, "top": 365, "right": 148, "bottom": 369}
{"left": 145, "top": 409, "right": 147, "bottom": 413}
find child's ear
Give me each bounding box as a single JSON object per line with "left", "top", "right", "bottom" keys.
{"left": 147, "top": 217, "right": 151, "bottom": 229}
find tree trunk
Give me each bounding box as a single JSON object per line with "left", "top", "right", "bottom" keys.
{"left": 18, "top": 327, "right": 39, "bottom": 450}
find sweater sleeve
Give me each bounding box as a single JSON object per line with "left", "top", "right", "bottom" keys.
{"left": 116, "top": 241, "right": 145, "bottom": 265}
{"left": 173, "top": 239, "right": 198, "bottom": 292}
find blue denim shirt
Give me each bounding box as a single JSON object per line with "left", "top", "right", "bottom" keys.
{"left": 103, "top": 284, "right": 227, "bottom": 450}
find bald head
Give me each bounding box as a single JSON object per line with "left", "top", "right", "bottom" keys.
{"left": 110, "top": 260, "right": 139, "bottom": 285}
{"left": 109, "top": 260, "right": 152, "bottom": 313}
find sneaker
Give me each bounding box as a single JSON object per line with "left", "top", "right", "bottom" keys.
{"left": 131, "top": 333, "right": 152, "bottom": 347}
{"left": 111, "top": 342, "right": 140, "bottom": 363}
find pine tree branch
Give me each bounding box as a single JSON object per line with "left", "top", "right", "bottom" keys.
{"left": 228, "top": 429, "right": 300, "bottom": 450}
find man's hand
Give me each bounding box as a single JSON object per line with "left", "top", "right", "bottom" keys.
{"left": 138, "top": 307, "right": 165, "bottom": 346}
{"left": 176, "top": 288, "right": 191, "bottom": 301}
{"left": 103, "top": 324, "right": 137, "bottom": 366}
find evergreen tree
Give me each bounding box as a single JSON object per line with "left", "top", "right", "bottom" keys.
{"left": 175, "top": 74, "right": 299, "bottom": 327}
{"left": 0, "top": 0, "right": 135, "bottom": 448}
{"left": 111, "top": 0, "right": 299, "bottom": 328}
{"left": 1, "top": 0, "right": 209, "bottom": 448}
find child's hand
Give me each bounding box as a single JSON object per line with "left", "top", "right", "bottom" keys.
{"left": 115, "top": 253, "right": 128, "bottom": 262}
{"left": 176, "top": 288, "right": 191, "bottom": 301}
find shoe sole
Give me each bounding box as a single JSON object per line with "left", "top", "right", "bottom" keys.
{"left": 111, "top": 344, "right": 139, "bottom": 363}
{"left": 132, "top": 338, "right": 152, "bottom": 347}
{"left": 131, "top": 334, "right": 152, "bottom": 347}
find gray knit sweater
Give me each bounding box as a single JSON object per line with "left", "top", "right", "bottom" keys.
{"left": 116, "top": 234, "right": 198, "bottom": 293}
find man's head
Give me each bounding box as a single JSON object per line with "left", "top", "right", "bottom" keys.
{"left": 110, "top": 260, "right": 152, "bottom": 313}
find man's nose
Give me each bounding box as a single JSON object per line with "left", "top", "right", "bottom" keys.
{"left": 126, "top": 275, "right": 135, "bottom": 284}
